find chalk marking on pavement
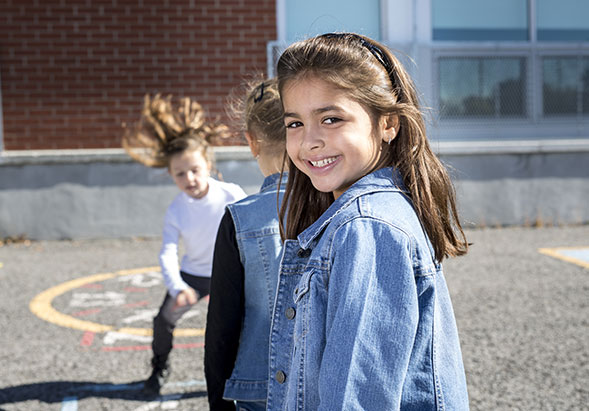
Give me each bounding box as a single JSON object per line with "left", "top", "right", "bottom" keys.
{"left": 121, "top": 309, "right": 160, "bottom": 324}
{"left": 538, "top": 246, "right": 589, "bottom": 269}
{"left": 117, "top": 270, "right": 162, "bottom": 287}
{"left": 124, "top": 286, "right": 149, "bottom": 293}
{"left": 102, "top": 344, "right": 152, "bottom": 351}
{"left": 61, "top": 396, "right": 78, "bottom": 411}
{"left": 103, "top": 330, "right": 153, "bottom": 345}
{"left": 168, "top": 379, "right": 207, "bottom": 387}
{"left": 60, "top": 380, "right": 206, "bottom": 410}
{"left": 124, "top": 300, "right": 150, "bottom": 308}
{"left": 132, "top": 395, "right": 181, "bottom": 411}
{"left": 80, "top": 331, "right": 95, "bottom": 347}
{"left": 72, "top": 308, "right": 103, "bottom": 317}
{"left": 30, "top": 271, "right": 119, "bottom": 333}
{"left": 80, "top": 283, "right": 103, "bottom": 289}
{"left": 172, "top": 342, "right": 204, "bottom": 349}
{"left": 29, "top": 266, "right": 204, "bottom": 336}
{"left": 69, "top": 291, "right": 127, "bottom": 307}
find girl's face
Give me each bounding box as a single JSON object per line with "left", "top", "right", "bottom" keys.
{"left": 168, "top": 149, "right": 211, "bottom": 199}
{"left": 283, "top": 76, "right": 386, "bottom": 199}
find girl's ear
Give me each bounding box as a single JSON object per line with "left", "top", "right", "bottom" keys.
{"left": 381, "top": 115, "right": 399, "bottom": 144}
{"left": 245, "top": 131, "right": 260, "bottom": 158}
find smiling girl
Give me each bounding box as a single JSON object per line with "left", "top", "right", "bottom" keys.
{"left": 267, "top": 33, "right": 470, "bottom": 410}
{"left": 123, "top": 94, "right": 246, "bottom": 396}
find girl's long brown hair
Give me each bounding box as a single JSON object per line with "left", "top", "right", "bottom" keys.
{"left": 277, "top": 33, "right": 468, "bottom": 261}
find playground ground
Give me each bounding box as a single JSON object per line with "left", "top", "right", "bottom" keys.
{"left": 0, "top": 225, "right": 587, "bottom": 410}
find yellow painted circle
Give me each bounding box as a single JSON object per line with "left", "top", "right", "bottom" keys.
{"left": 29, "top": 266, "right": 204, "bottom": 337}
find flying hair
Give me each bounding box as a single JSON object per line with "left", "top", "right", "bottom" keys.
{"left": 122, "top": 94, "right": 231, "bottom": 168}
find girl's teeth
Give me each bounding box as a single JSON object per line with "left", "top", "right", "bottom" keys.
{"left": 310, "top": 157, "right": 336, "bottom": 167}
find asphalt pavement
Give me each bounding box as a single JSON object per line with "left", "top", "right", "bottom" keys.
{"left": 0, "top": 225, "right": 587, "bottom": 410}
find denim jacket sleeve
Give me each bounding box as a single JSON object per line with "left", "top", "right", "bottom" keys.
{"left": 318, "top": 216, "right": 419, "bottom": 410}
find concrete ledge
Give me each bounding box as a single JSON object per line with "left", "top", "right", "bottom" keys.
{"left": 432, "top": 139, "right": 589, "bottom": 155}
{"left": 2, "top": 139, "right": 589, "bottom": 165}
{"left": 0, "top": 147, "right": 263, "bottom": 240}
{"left": 1, "top": 141, "right": 588, "bottom": 239}
{"left": 0, "top": 146, "right": 253, "bottom": 165}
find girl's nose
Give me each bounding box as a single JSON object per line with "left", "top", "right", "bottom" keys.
{"left": 301, "top": 126, "right": 324, "bottom": 151}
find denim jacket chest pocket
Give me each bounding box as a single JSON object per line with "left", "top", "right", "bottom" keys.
{"left": 293, "top": 268, "right": 313, "bottom": 303}
{"left": 291, "top": 261, "right": 330, "bottom": 349}
{"left": 291, "top": 268, "right": 315, "bottom": 345}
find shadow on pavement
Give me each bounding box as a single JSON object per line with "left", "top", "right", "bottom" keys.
{"left": 0, "top": 380, "right": 206, "bottom": 404}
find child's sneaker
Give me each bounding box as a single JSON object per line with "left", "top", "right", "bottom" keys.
{"left": 142, "top": 357, "right": 170, "bottom": 397}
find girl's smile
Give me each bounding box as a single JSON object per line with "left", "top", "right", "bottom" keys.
{"left": 308, "top": 155, "right": 340, "bottom": 168}
{"left": 283, "top": 76, "right": 386, "bottom": 199}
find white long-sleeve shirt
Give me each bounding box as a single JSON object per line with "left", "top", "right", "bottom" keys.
{"left": 159, "top": 178, "right": 246, "bottom": 297}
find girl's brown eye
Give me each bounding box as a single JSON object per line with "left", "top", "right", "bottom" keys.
{"left": 323, "top": 117, "right": 341, "bottom": 125}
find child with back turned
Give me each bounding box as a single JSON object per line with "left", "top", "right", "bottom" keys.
{"left": 267, "top": 33, "right": 470, "bottom": 410}
{"left": 204, "top": 78, "right": 286, "bottom": 411}
{"left": 122, "top": 94, "right": 246, "bottom": 397}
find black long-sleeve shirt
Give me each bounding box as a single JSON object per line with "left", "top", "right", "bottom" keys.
{"left": 205, "top": 209, "right": 244, "bottom": 411}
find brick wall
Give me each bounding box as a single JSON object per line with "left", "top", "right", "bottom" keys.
{"left": 0, "top": 0, "right": 276, "bottom": 150}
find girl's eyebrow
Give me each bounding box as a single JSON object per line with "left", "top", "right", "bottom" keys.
{"left": 283, "top": 105, "right": 343, "bottom": 118}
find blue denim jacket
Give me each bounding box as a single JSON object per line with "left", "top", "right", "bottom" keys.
{"left": 267, "top": 167, "right": 469, "bottom": 410}
{"left": 222, "top": 173, "right": 286, "bottom": 401}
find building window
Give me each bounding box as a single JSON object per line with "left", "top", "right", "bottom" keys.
{"left": 284, "top": 0, "right": 380, "bottom": 42}
{"left": 543, "top": 57, "right": 589, "bottom": 115}
{"left": 439, "top": 57, "right": 527, "bottom": 118}
{"left": 431, "top": 0, "right": 588, "bottom": 135}
{"left": 432, "top": 0, "right": 528, "bottom": 41}
{"left": 537, "top": 0, "right": 589, "bottom": 41}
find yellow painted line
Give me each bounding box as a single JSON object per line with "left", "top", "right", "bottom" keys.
{"left": 538, "top": 247, "right": 589, "bottom": 269}
{"left": 29, "top": 266, "right": 204, "bottom": 336}
{"left": 30, "top": 272, "right": 118, "bottom": 333}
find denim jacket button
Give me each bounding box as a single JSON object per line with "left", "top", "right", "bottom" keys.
{"left": 297, "top": 248, "right": 310, "bottom": 257}
{"left": 285, "top": 307, "right": 296, "bottom": 320}
{"left": 275, "top": 370, "right": 286, "bottom": 384}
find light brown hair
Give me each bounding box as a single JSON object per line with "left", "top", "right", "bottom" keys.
{"left": 277, "top": 33, "right": 468, "bottom": 261}
{"left": 228, "top": 77, "right": 286, "bottom": 157}
{"left": 122, "top": 94, "right": 230, "bottom": 169}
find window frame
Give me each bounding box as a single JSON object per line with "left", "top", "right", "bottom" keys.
{"left": 423, "top": 0, "right": 589, "bottom": 140}
{"left": 270, "top": 0, "right": 589, "bottom": 141}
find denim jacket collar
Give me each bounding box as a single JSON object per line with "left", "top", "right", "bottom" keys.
{"left": 260, "top": 172, "right": 288, "bottom": 193}
{"left": 297, "top": 167, "right": 407, "bottom": 249}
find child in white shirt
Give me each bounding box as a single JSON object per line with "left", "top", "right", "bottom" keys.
{"left": 123, "top": 94, "right": 246, "bottom": 396}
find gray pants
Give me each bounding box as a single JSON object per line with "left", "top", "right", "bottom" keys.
{"left": 151, "top": 272, "right": 210, "bottom": 363}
